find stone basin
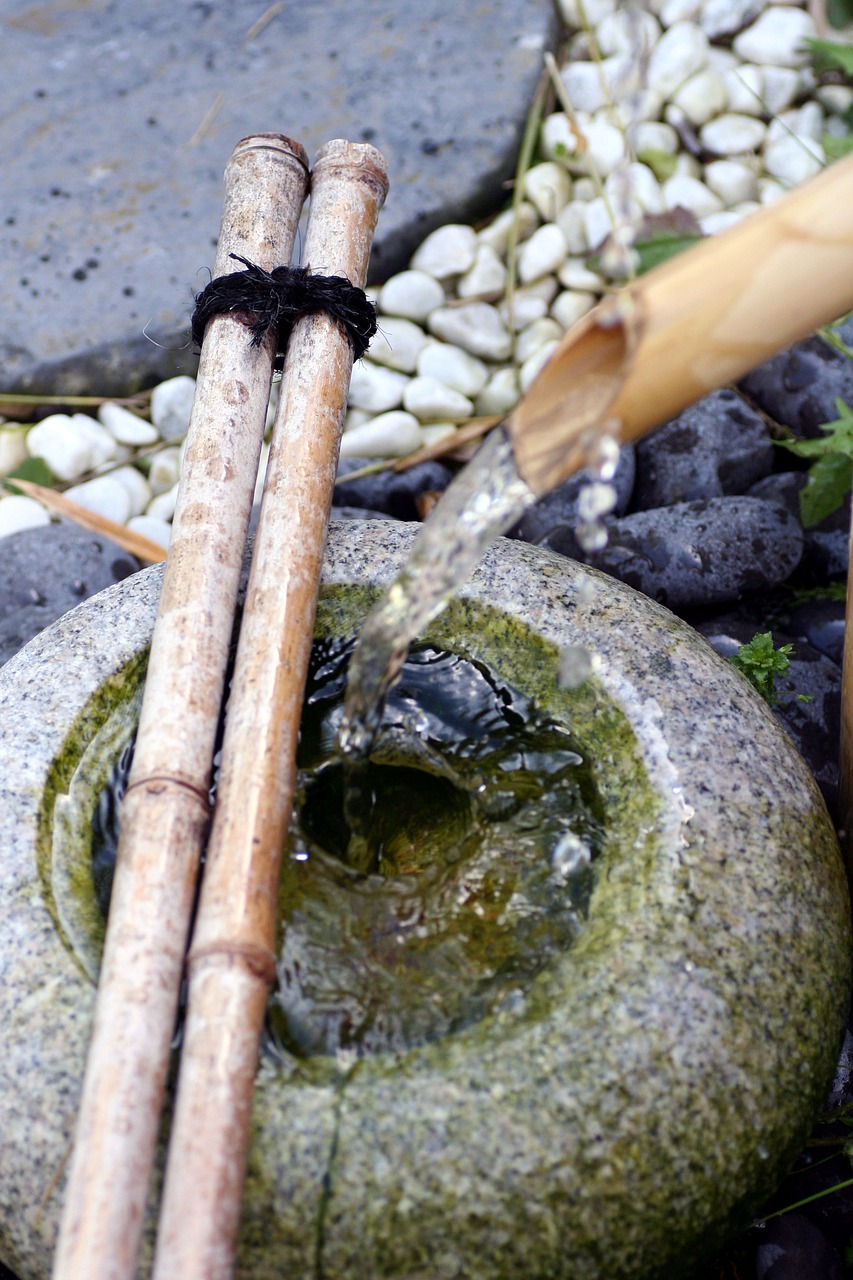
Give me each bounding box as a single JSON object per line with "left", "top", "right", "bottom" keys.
{"left": 0, "top": 519, "right": 849, "bottom": 1280}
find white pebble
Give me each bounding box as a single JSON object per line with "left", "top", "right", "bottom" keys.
{"left": 768, "top": 101, "right": 824, "bottom": 145}
{"left": 758, "top": 176, "right": 788, "bottom": 205}
{"left": 146, "top": 484, "right": 179, "bottom": 523}
{"left": 817, "top": 84, "right": 853, "bottom": 116}
{"left": 519, "top": 340, "right": 560, "bottom": 394}
{"left": 72, "top": 414, "right": 119, "bottom": 469}
{"left": 699, "top": 209, "right": 749, "bottom": 235}
{"left": 366, "top": 317, "right": 429, "bottom": 373}
{"left": 647, "top": 22, "right": 709, "bottom": 100}
{"left": 378, "top": 270, "right": 445, "bottom": 322}
{"left": 109, "top": 465, "right": 152, "bottom": 517}
{"left": 127, "top": 515, "right": 172, "bottom": 551}
{"left": 500, "top": 278, "right": 559, "bottom": 331}
{"left": 98, "top": 401, "right": 159, "bottom": 446}
{"left": 660, "top": 0, "right": 701, "bottom": 26}
{"left": 558, "top": 259, "right": 604, "bottom": 292}
{"left": 576, "top": 119, "right": 626, "bottom": 177}
{"left": 672, "top": 151, "right": 702, "bottom": 178}
{"left": 523, "top": 162, "right": 572, "bottom": 221}
{"left": 663, "top": 174, "right": 723, "bottom": 217}
{"left": 595, "top": 7, "right": 661, "bottom": 56}
{"left": 722, "top": 64, "right": 764, "bottom": 116}
{"left": 630, "top": 121, "right": 680, "bottom": 156}
{"left": 699, "top": 113, "right": 767, "bottom": 155}
{"left": 619, "top": 162, "right": 665, "bottom": 215}
{"left": 518, "top": 224, "right": 569, "bottom": 285}
{"left": 347, "top": 362, "right": 409, "bottom": 413}
{"left": 150, "top": 376, "right": 196, "bottom": 441}
{"left": 552, "top": 291, "right": 597, "bottom": 329}
{"left": 64, "top": 475, "right": 132, "bottom": 525}
{"left": 343, "top": 408, "right": 372, "bottom": 434}
{"left": 410, "top": 224, "right": 478, "bottom": 279}
{"left": 733, "top": 7, "right": 817, "bottom": 67}
{"left": 671, "top": 68, "right": 728, "bottom": 125}
{"left": 704, "top": 159, "right": 758, "bottom": 204}
{"left": 417, "top": 343, "right": 489, "bottom": 396}
{"left": 403, "top": 376, "right": 474, "bottom": 422}
{"left": 427, "top": 303, "right": 513, "bottom": 361}
{"left": 583, "top": 197, "right": 613, "bottom": 251}
{"left": 558, "top": 0, "right": 616, "bottom": 26}
{"left": 475, "top": 367, "right": 521, "bottom": 416}
{"left": 338, "top": 411, "right": 423, "bottom": 459}
{"left": 420, "top": 424, "right": 458, "bottom": 448}
{"left": 147, "top": 447, "right": 182, "bottom": 495}
{"left": 0, "top": 424, "right": 29, "bottom": 476}
{"left": 763, "top": 134, "right": 824, "bottom": 186}
{"left": 27, "top": 414, "right": 97, "bottom": 482}
{"left": 0, "top": 495, "right": 50, "bottom": 537}
{"left": 555, "top": 201, "right": 590, "bottom": 256}
{"left": 762, "top": 66, "right": 800, "bottom": 115}
{"left": 477, "top": 204, "right": 540, "bottom": 255}
{"left": 560, "top": 60, "right": 612, "bottom": 115}
{"left": 572, "top": 177, "right": 597, "bottom": 202}
{"left": 541, "top": 112, "right": 581, "bottom": 165}
{"left": 515, "top": 318, "right": 564, "bottom": 365}
{"left": 457, "top": 245, "right": 507, "bottom": 301}
{"left": 700, "top": 0, "right": 764, "bottom": 40}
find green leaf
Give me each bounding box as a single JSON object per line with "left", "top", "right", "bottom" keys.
{"left": 806, "top": 37, "right": 853, "bottom": 77}
{"left": 634, "top": 232, "right": 703, "bottom": 274}
{"left": 828, "top": 0, "right": 853, "bottom": 27}
{"left": 4, "top": 455, "right": 55, "bottom": 492}
{"left": 729, "top": 633, "right": 793, "bottom": 706}
{"left": 636, "top": 148, "right": 679, "bottom": 182}
{"left": 799, "top": 453, "right": 853, "bottom": 525}
{"left": 824, "top": 132, "right": 853, "bottom": 161}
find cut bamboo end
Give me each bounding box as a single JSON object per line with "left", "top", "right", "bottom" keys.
{"left": 150, "top": 140, "right": 388, "bottom": 1280}
{"left": 52, "top": 135, "right": 310, "bottom": 1280}
{"left": 510, "top": 152, "right": 853, "bottom": 495}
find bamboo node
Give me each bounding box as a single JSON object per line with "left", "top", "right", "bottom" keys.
{"left": 187, "top": 940, "right": 278, "bottom": 986}
{"left": 123, "top": 774, "right": 211, "bottom": 813}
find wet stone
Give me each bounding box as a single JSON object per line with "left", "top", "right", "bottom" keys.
{"left": 509, "top": 444, "right": 635, "bottom": 545}
{"left": 632, "top": 388, "right": 774, "bottom": 509}
{"left": 562, "top": 496, "right": 803, "bottom": 610}
{"left": 334, "top": 458, "right": 454, "bottom": 521}
{"left": 788, "top": 597, "right": 846, "bottom": 667}
{"left": 749, "top": 473, "right": 850, "bottom": 584}
{"left": 0, "top": 524, "right": 139, "bottom": 668}
{"left": 738, "top": 335, "right": 853, "bottom": 439}
{"left": 755, "top": 1213, "right": 843, "bottom": 1280}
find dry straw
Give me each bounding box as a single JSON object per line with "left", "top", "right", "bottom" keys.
{"left": 52, "top": 133, "right": 310, "bottom": 1280}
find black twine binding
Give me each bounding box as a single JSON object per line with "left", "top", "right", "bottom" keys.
{"left": 190, "top": 253, "right": 377, "bottom": 363}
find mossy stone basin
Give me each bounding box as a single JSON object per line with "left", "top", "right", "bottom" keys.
{"left": 0, "top": 520, "right": 849, "bottom": 1280}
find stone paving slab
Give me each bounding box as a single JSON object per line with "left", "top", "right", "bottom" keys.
{"left": 1, "top": 0, "right": 557, "bottom": 396}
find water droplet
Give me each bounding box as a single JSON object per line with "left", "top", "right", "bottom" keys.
{"left": 558, "top": 644, "right": 598, "bottom": 690}
{"left": 757, "top": 1144, "right": 769, "bottom": 1161}
{"left": 551, "top": 831, "right": 591, "bottom": 880}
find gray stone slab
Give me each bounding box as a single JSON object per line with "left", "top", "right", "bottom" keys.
{"left": 0, "top": 0, "right": 558, "bottom": 395}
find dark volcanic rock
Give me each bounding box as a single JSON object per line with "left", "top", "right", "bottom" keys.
{"left": 509, "top": 444, "right": 635, "bottom": 546}
{"left": 334, "top": 457, "right": 454, "bottom": 520}
{"left": 632, "top": 388, "right": 774, "bottom": 509}
{"left": 755, "top": 1213, "right": 843, "bottom": 1280}
{"left": 739, "top": 335, "right": 853, "bottom": 439}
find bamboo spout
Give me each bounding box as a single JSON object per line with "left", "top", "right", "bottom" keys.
{"left": 509, "top": 152, "right": 853, "bottom": 496}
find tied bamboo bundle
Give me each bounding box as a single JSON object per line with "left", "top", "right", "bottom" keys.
{"left": 52, "top": 133, "right": 310, "bottom": 1280}
{"left": 150, "top": 139, "right": 388, "bottom": 1280}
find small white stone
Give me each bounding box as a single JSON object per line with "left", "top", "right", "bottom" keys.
{"left": 817, "top": 84, "right": 853, "bottom": 116}
{"left": 0, "top": 495, "right": 50, "bottom": 537}
{"left": 557, "top": 0, "right": 616, "bottom": 27}
{"left": 343, "top": 408, "right": 372, "bottom": 434}
{"left": 733, "top": 7, "right": 816, "bottom": 67}
{"left": 27, "top": 414, "right": 96, "bottom": 481}
{"left": 147, "top": 446, "right": 182, "bottom": 495}
{"left": 523, "top": 162, "right": 572, "bottom": 221}
{"left": 110, "top": 465, "right": 152, "bottom": 517}
{"left": 378, "top": 270, "right": 445, "bottom": 322}
{"left": 0, "top": 424, "right": 29, "bottom": 476}
{"left": 596, "top": 7, "right": 661, "bottom": 56}
{"left": 477, "top": 204, "right": 540, "bottom": 255}
{"left": 150, "top": 376, "right": 196, "bottom": 441}
{"left": 622, "top": 162, "right": 666, "bottom": 214}
{"left": 127, "top": 515, "right": 172, "bottom": 551}
{"left": 576, "top": 119, "right": 626, "bottom": 177}
{"left": 551, "top": 290, "right": 597, "bottom": 329}
{"left": 663, "top": 174, "right": 723, "bottom": 217}
{"left": 602, "top": 85, "right": 664, "bottom": 127}
{"left": 417, "top": 343, "right": 489, "bottom": 396}
{"left": 419, "top": 424, "right": 458, "bottom": 448}
{"left": 560, "top": 60, "right": 612, "bottom": 115}
{"left": 541, "top": 112, "right": 581, "bottom": 165}
{"left": 64, "top": 475, "right": 133, "bottom": 525}
{"left": 699, "top": 208, "right": 748, "bottom": 235}
{"left": 630, "top": 121, "right": 680, "bottom": 156}
{"left": 515, "top": 318, "right": 564, "bottom": 365}
{"left": 573, "top": 177, "right": 597, "bottom": 202}
{"left": 427, "top": 303, "right": 513, "bottom": 360}
{"left": 71, "top": 414, "right": 119, "bottom": 469}
{"left": 722, "top": 64, "right": 764, "bottom": 116}
{"left": 403, "top": 376, "right": 474, "bottom": 422}
{"left": 410, "top": 224, "right": 478, "bottom": 279}
{"left": 499, "top": 278, "right": 559, "bottom": 331}
{"left": 555, "top": 201, "right": 590, "bottom": 255}
{"left": 768, "top": 101, "right": 824, "bottom": 144}
{"left": 704, "top": 158, "right": 758, "bottom": 204}
{"left": 672, "top": 151, "right": 702, "bottom": 178}
{"left": 705, "top": 46, "right": 738, "bottom": 75}
{"left": 338, "top": 411, "right": 423, "bottom": 459}
{"left": 647, "top": 22, "right": 709, "bottom": 100}
{"left": 762, "top": 65, "right": 800, "bottom": 115}
{"left": 519, "top": 340, "right": 560, "bottom": 394}
{"left": 347, "top": 362, "right": 409, "bottom": 413}
{"left": 366, "top": 317, "right": 429, "bottom": 373}
{"left": 558, "top": 258, "right": 605, "bottom": 292}
{"left": 146, "top": 484, "right": 179, "bottom": 523}
{"left": 699, "top": 113, "right": 767, "bottom": 155}
{"left": 763, "top": 134, "right": 824, "bottom": 185}
{"left": 475, "top": 368, "right": 521, "bottom": 416}
{"left": 518, "top": 224, "right": 569, "bottom": 285}
{"left": 457, "top": 245, "right": 507, "bottom": 301}
{"left": 660, "top": 0, "right": 701, "bottom": 26}
{"left": 758, "top": 176, "right": 787, "bottom": 205}
{"left": 98, "top": 401, "right": 159, "bottom": 446}
{"left": 700, "top": 0, "right": 764, "bottom": 40}
{"left": 671, "top": 67, "right": 728, "bottom": 125}
{"left": 583, "top": 197, "right": 613, "bottom": 250}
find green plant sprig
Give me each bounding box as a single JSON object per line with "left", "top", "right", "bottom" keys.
{"left": 777, "top": 397, "right": 853, "bottom": 527}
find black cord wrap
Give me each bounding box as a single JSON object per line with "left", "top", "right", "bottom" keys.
{"left": 191, "top": 253, "right": 377, "bottom": 362}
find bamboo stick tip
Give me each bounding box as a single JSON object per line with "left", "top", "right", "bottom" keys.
{"left": 311, "top": 139, "right": 389, "bottom": 200}
{"left": 228, "top": 133, "right": 310, "bottom": 176}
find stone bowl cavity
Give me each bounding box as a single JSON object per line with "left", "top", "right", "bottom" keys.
{"left": 0, "top": 519, "right": 849, "bottom": 1280}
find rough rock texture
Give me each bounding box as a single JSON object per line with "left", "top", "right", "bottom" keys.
{"left": 739, "top": 335, "right": 853, "bottom": 439}
{"left": 0, "top": 521, "right": 848, "bottom": 1280}
{"left": 0, "top": 0, "right": 559, "bottom": 394}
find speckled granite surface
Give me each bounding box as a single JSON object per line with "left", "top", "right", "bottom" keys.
{"left": 0, "top": 521, "right": 849, "bottom": 1280}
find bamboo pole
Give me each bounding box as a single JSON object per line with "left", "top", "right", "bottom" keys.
{"left": 508, "top": 151, "right": 853, "bottom": 496}
{"left": 52, "top": 134, "right": 309, "bottom": 1280}
{"left": 150, "top": 139, "right": 388, "bottom": 1280}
